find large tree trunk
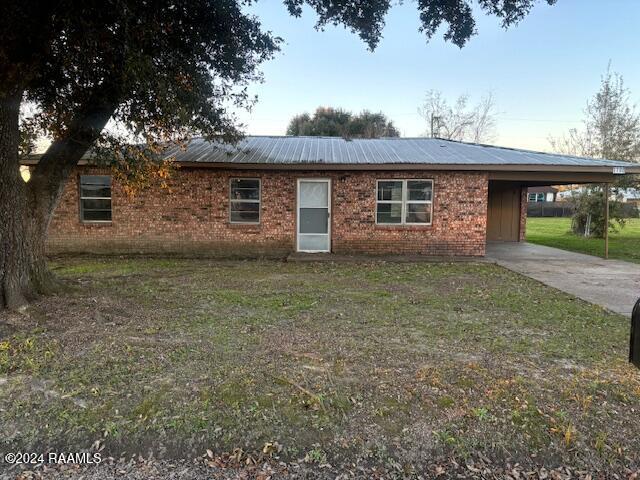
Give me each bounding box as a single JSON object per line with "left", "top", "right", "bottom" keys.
{"left": 0, "top": 89, "right": 31, "bottom": 309}
{"left": 1, "top": 88, "right": 117, "bottom": 310}
{"left": 0, "top": 89, "right": 62, "bottom": 310}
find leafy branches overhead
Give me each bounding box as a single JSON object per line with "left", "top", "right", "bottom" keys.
{"left": 16, "top": 0, "right": 281, "bottom": 147}
{"left": 283, "top": 0, "right": 391, "bottom": 50}
{"left": 418, "top": 0, "right": 556, "bottom": 47}
{"left": 284, "top": 0, "right": 556, "bottom": 50}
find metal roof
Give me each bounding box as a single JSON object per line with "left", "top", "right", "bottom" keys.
{"left": 162, "top": 136, "right": 637, "bottom": 168}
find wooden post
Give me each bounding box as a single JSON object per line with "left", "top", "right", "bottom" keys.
{"left": 604, "top": 183, "right": 609, "bottom": 259}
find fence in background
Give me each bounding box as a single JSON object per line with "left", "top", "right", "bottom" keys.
{"left": 527, "top": 202, "right": 639, "bottom": 218}
{"left": 527, "top": 202, "right": 574, "bottom": 218}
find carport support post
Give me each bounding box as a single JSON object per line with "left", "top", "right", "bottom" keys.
{"left": 604, "top": 183, "right": 609, "bottom": 259}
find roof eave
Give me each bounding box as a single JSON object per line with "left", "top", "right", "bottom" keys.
{"left": 19, "top": 158, "right": 640, "bottom": 174}
{"left": 170, "top": 161, "right": 640, "bottom": 174}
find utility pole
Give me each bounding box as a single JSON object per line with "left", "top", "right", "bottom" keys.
{"left": 430, "top": 114, "right": 441, "bottom": 138}
{"left": 604, "top": 183, "right": 609, "bottom": 259}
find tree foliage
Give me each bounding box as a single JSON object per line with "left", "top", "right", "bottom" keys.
{"left": 549, "top": 66, "right": 640, "bottom": 238}
{"left": 282, "top": 0, "right": 556, "bottom": 50}
{"left": 549, "top": 67, "right": 640, "bottom": 163}
{"left": 7, "top": 1, "right": 281, "bottom": 172}
{"left": 418, "top": 90, "right": 497, "bottom": 143}
{"left": 286, "top": 107, "right": 399, "bottom": 138}
{"left": 569, "top": 187, "right": 625, "bottom": 238}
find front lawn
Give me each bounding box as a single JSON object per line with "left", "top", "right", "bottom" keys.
{"left": 1, "top": 258, "right": 638, "bottom": 477}
{"left": 526, "top": 217, "right": 640, "bottom": 263}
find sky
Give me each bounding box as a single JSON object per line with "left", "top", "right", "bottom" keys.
{"left": 232, "top": 0, "right": 640, "bottom": 152}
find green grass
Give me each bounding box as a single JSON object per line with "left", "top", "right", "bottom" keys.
{"left": 526, "top": 217, "right": 640, "bottom": 263}
{"left": 1, "top": 258, "right": 638, "bottom": 473}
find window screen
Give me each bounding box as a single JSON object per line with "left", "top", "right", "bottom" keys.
{"left": 230, "top": 178, "right": 260, "bottom": 223}
{"left": 79, "top": 175, "right": 112, "bottom": 222}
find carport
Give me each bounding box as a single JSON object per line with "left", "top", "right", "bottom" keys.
{"left": 485, "top": 166, "right": 635, "bottom": 249}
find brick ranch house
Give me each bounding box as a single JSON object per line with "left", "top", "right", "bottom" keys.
{"left": 22, "top": 136, "right": 640, "bottom": 257}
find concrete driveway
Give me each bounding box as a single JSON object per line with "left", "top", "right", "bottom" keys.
{"left": 486, "top": 242, "right": 640, "bottom": 316}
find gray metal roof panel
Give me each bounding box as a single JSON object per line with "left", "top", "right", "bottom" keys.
{"left": 163, "top": 136, "right": 637, "bottom": 168}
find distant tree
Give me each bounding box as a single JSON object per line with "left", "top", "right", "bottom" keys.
{"left": 287, "top": 107, "right": 352, "bottom": 136}
{"left": 1, "top": 0, "right": 556, "bottom": 310}
{"left": 348, "top": 111, "right": 400, "bottom": 138}
{"left": 549, "top": 67, "right": 640, "bottom": 163}
{"left": 286, "top": 107, "right": 399, "bottom": 138}
{"left": 286, "top": 113, "right": 313, "bottom": 136}
{"left": 549, "top": 66, "right": 640, "bottom": 238}
{"left": 418, "top": 90, "right": 497, "bottom": 143}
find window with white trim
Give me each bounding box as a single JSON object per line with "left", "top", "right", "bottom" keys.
{"left": 79, "top": 175, "right": 112, "bottom": 222}
{"left": 528, "top": 192, "right": 545, "bottom": 203}
{"left": 230, "top": 178, "right": 260, "bottom": 223}
{"left": 376, "top": 179, "right": 433, "bottom": 225}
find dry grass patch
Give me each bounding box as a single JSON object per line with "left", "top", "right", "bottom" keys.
{"left": 0, "top": 258, "right": 638, "bottom": 475}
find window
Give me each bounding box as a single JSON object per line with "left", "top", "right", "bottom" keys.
{"left": 79, "top": 175, "right": 112, "bottom": 222}
{"left": 376, "top": 179, "right": 432, "bottom": 225}
{"left": 230, "top": 178, "right": 260, "bottom": 223}
{"left": 528, "top": 192, "right": 545, "bottom": 203}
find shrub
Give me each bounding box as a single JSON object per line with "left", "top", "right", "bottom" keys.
{"left": 569, "top": 187, "right": 626, "bottom": 238}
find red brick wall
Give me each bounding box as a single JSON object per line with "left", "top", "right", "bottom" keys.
{"left": 46, "top": 167, "right": 489, "bottom": 257}
{"left": 331, "top": 172, "right": 487, "bottom": 255}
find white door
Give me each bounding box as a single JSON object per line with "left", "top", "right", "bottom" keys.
{"left": 297, "top": 179, "right": 331, "bottom": 252}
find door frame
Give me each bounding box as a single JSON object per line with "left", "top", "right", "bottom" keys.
{"left": 296, "top": 178, "right": 332, "bottom": 253}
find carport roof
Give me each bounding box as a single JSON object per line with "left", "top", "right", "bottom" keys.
{"left": 160, "top": 136, "right": 640, "bottom": 172}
